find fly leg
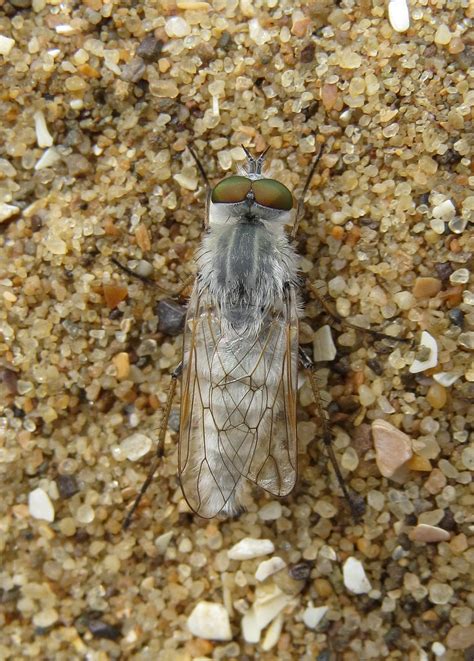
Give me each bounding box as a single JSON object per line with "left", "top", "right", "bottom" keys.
{"left": 111, "top": 257, "right": 194, "bottom": 299}
{"left": 187, "top": 143, "right": 212, "bottom": 228}
{"left": 299, "top": 346, "right": 365, "bottom": 520}
{"left": 122, "top": 362, "right": 183, "bottom": 530}
{"left": 309, "top": 284, "right": 411, "bottom": 345}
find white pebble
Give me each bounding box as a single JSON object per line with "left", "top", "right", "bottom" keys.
{"left": 313, "top": 325, "right": 337, "bottom": 361}
{"left": 261, "top": 612, "right": 283, "bottom": 651}
{"left": 0, "top": 35, "right": 15, "bottom": 56}
{"left": 34, "top": 110, "right": 54, "bottom": 148}
{"left": 242, "top": 587, "right": 291, "bottom": 642}
{"left": 187, "top": 601, "right": 232, "bottom": 641}
{"left": 228, "top": 537, "right": 275, "bottom": 560}
{"left": 33, "top": 608, "right": 59, "bottom": 628}
{"left": 155, "top": 531, "right": 174, "bottom": 554}
{"left": 120, "top": 432, "right": 152, "bottom": 461}
{"left": 433, "top": 372, "right": 460, "bottom": 387}
{"left": 165, "top": 16, "right": 191, "bottom": 38}
{"left": 432, "top": 642, "right": 446, "bottom": 657}
{"left": 433, "top": 198, "right": 455, "bottom": 221}
{"left": 409, "top": 331, "right": 438, "bottom": 373}
{"left": 303, "top": 604, "right": 329, "bottom": 629}
{"left": 28, "top": 487, "right": 55, "bottom": 522}
{"left": 248, "top": 18, "right": 271, "bottom": 45}
{"left": 255, "top": 556, "right": 287, "bottom": 582}
{"left": 258, "top": 501, "right": 282, "bottom": 521}
{"left": 35, "top": 147, "right": 61, "bottom": 171}
{"left": 0, "top": 203, "right": 20, "bottom": 223}
{"left": 173, "top": 172, "right": 198, "bottom": 191}
{"left": 388, "top": 0, "right": 410, "bottom": 33}
{"left": 343, "top": 556, "right": 372, "bottom": 594}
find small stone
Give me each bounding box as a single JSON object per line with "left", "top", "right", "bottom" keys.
{"left": 187, "top": 602, "right": 232, "bottom": 641}
{"left": 34, "top": 110, "right": 53, "bottom": 148}
{"left": 412, "top": 277, "right": 442, "bottom": 298}
{"left": 156, "top": 299, "right": 186, "bottom": 336}
{"left": 255, "top": 557, "right": 287, "bottom": 582}
{"left": 28, "top": 487, "right": 55, "bottom": 522}
{"left": 165, "top": 16, "right": 191, "bottom": 38}
{"left": 120, "top": 432, "right": 152, "bottom": 461}
{"left": 46, "top": 237, "right": 67, "bottom": 256}
{"left": 75, "top": 504, "right": 95, "bottom": 524}
{"left": 228, "top": 537, "right": 275, "bottom": 560}
{"left": 409, "top": 331, "right": 438, "bottom": 373}
{"left": 0, "top": 203, "right": 20, "bottom": 223}
{"left": 56, "top": 474, "right": 79, "bottom": 500}
{"left": 406, "top": 454, "right": 432, "bottom": 472}
{"left": 433, "top": 372, "right": 460, "bottom": 387}
{"left": 339, "top": 49, "right": 362, "bottom": 69}
{"left": 248, "top": 18, "right": 271, "bottom": 45}
{"left": 321, "top": 83, "right": 338, "bottom": 111}
{"left": 155, "top": 531, "right": 174, "bottom": 554}
{"left": 449, "top": 268, "right": 469, "bottom": 285}
{"left": 426, "top": 383, "right": 447, "bottom": 409}
{"left": 0, "top": 35, "right": 15, "bottom": 56}
{"left": 388, "top": 0, "right": 410, "bottom": 32}
{"left": 341, "top": 447, "right": 359, "bottom": 471}
{"left": 446, "top": 625, "right": 474, "bottom": 650}
{"left": 88, "top": 618, "right": 121, "bottom": 640}
{"left": 67, "top": 154, "right": 90, "bottom": 177}
{"left": 372, "top": 419, "right": 412, "bottom": 478}
{"left": 428, "top": 582, "right": 454, "bottom": 605}
{"left": 136, "top": 36, "right": 163, "bottom": 62}
{"left": 261, "top": 612, "right": 283, "bottom": 652}
{"left": 432, "top": 199, "right": 455, "bottom": 220}
{"left": 303, "top": 605, "right": 329, "bottom": 629}
{"left": 313, "top": 325, "right": 337, "bottom": 361}
{"left": 33, "top": 608, "right": 59, "bottom": 628}
{"left": 409, "top": 524, "right": 451, "bottom": 543}
{"left": 424, "top": 468, "right": 447, "bottom": 495}
{"left": 173, "top": 172, "right": 198, "bottom": 191}
{"left": 112, "top": 352, "right": 130, "bottom": 380}
{"left": 103, "top": 283, "right": 128, "bottom": 309}
{"left": 458, "top": 332, "right": 474, "bottom": 351}
{"left": 343, "top": 557, "right": 372, "bottom": 594}
{"left": 258, "top": 501, "right": 282, "bottom": 521}
{"left": 121, "top": 57, "right": 146, "bottom": 83}
{"left": 431, "top": 642, "right": 446, "bottom": 657}
{"left": 434, "top": 24, "right": 452, "bottom": 45}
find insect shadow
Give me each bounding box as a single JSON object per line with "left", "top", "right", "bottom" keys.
{"left": 117, "top": 143, "right": 409, "bottom": 528}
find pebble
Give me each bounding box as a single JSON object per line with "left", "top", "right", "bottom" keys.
{"left": 33, "top": 607, "right": 59, "bottom": 628}
{"left": 446, "top": 625, "right": 474, "bottom": 650}
{"left": 412, "top": 277, "right": 441, "bottom": 298}
{"left": 188, "top": 601, "right": 232, "bottom": 641}
{"left": 432, "top": 198, "right": 455, "bottom": 220}
{"left": 173, "top": 172, "right": 198, "bottom": 191}
{"left": 255, "top": 557, "right": 287, "bottom": 582}
{"left": 343, "top": 557, "right": 372, "bottom": 594}
{"left": 75, "top": 504, "right": 95, "bottom": 524}
{"left": 408, "top": 524, "right": 451, "bottom": 543}
{"left": 241, "top": 587, "right": 292, "bottom": 643}
{"left": 409, "top": 331, "right": 438, "bottom": 373}
{"left": 112, "top": 352, "right": 130, "bottom": 380}
{"left": 0, "top": 35, "right": 15, "bottom": 56}
{"left": 433, "top": 372, "right": 460, "bottom": 387}
{"left": 28, "top": 487, "right": 55, "bottom": 522}
{"left": 261, "top": 612, "right": 283, "bottom": 652}
{"left": 156, "top": 299, "right": 187, "bottom": 336}
{"left": 431, "top": 642, "right": 446, "bottom": 657}
{"left": 165, "top": 16, "right": 191, "bottom": 38}
{"left": 426, "top": 383, "right": 447, "bottom": 409}
{"left": 449, "top": 268, "right": 469, "bottom": 285}
{"left": 248, "top": 18, "right": 271, "bottom": 45}
{"left": 388, "top": 0, "right": 410, "bottom": 32}
{"left": 88, "top": 618, "right": 121, "bottom": 640}
{"left": 339, "top": 49, "right": 362, "bottom": 69}
{"left": 461, "top": 446, "right": 474, "bottom": 470}
{"left": 458, "top": 332, "right": 474, "bottom": 350}
{"left": 372, "top": 419, "right": 413, "bottom": 478}
{"left": 258, "top": 501, "right": 282, "bottom": 521}
{"left": 120, "top": 432, "right": 152, "bottom": 461}
{"left": 313, "top": 325, "right": 337, "bottom": 361}
{"left": 0, "top": 203, "right": 20, "bottom": 223}
{"left": 228, "top": 537, "right": 275, "bottom": 560}
{"left": 428, "top": 582, "right": 454, "bottom": 605}
{"left": 56, "top": 474, "right": 79, "bottom": 500}
{"left": 103, "top": 283, "right": 128, "bottom": 309}
{"left": 35, "top": 147, "right": 61, "bottom": 171}
{"left": 303, "top": 604, "right": 329, "bottom": 629}
{"left": 33, "top": 110, "right": 53, "bottom": 148}
{"left": 434, "top": 24, "right": 452, "bottom": 46}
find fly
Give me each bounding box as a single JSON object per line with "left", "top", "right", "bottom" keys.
{"left": 123, "top": 143, "right": 364, "bottom": 526}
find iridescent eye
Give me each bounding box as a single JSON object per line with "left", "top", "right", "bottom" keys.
{"left": 252, "top": 179, "right": 293, "bottom": 211}
{"left": 211, "top": 176, "right": 252, "bottom": 204}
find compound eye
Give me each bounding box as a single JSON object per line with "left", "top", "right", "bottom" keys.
{"left": 211, "top": 176, "right": 252, "bottom": 204}
{"left": 252, "top": 179, "right": 293, "bottom": 211}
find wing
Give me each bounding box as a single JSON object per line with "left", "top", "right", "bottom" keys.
{"left": 178, "top": 285, "right": 299, "bottom": 518}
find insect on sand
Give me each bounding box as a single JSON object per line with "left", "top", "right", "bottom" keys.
{"left": 123, "top": 142, "right": 378, "bottom": 527}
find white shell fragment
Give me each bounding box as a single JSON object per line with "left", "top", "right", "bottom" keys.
{"left": 343, "top": 557, "right": 372, "bottom": 594}
{"left": 120, "top": 432, "right": 152, "bottom": 461}
{"left": 409, "top": 331, "right": 438, "bottom": 374}
{"left": 228, "top": 537, "right": 275, "bottom": 560}
{"left": 388, "top": 0, "right": 410, "bottom": 33}
{"left": 433, "top": 372, "right": 460, "bottom": 387}
{"left": 303, "top": 604, "right": 329, "bottom": 629}
{"left": 34, "top": 110, "right": 54, "bottom": 148}
{"left": 313, "top": 324, "right": 337, "bottom": 361}
{"left": 35, "top": 147, "right": 61, "bottom": 171}
{"left": 187, "top": 601, "right": 232, "bottom": 641}
{"left": 255, "top": 556, "right": 287, "bottom": 582}
{"left": 241, "top": 586, "right": 292, "bottom": 643}
{"left": 28, "top": 487, "right": 55, "bottom": 522}
{"left": 433, "top": 199, "right": 455, "bottom": 221}
{"left": 258, "top": 500, "right": 282, "bottom": 521}
{"left": 0, "top": 35, "right": 15, "bottom": 56}
{"left": 0, "top": 203, "right": 20, "bottom": 223}
{"left": 372, "top": 418, "right": 412, "bottom": 478}
{"left": 261, "top": 612, "right": 283, "bottom": 651}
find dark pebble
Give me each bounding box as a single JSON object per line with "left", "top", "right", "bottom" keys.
{"left": 121, "top": 57, "right": 146, "bottom": 83}
{"left": 56, "top": 474, "right": 80, "bottom": 500}
{"left": 438, "top": 508, "right": 457, "bottom": 532}
{"left": 288, "top": 561, "right": 313, "bottom": 581}
{"left": 300, "top": 42, "right": 315, "bottom": 63}
{"left": 1, "top": 368, "right": 18, "bottom": 394}
{"left": 88, "top": 618, "right": 122, "bottom": 640}
{"left": 217, "top": 31, "right": 232, "bottom": 49}
{"left": 352, "top": 423, "right": 372, "bottom": 454}
{"left": 367, "top": 358, "right": 383, "bottom": 375}
{"left": 448, "top": 308, "right": 464, "bottom": 327}
{"left": 434, "top": 261, "right": 453, "bottom": 281}
{"left": 435, "top": 148, "right": 462, "bottom": 167}
{"left": 168, "top": 408, "right": 180, "bottom": 433}
{"left": 136, "top": 36, "right": 163, "bottom": 62}
{"left": 156, "top": 299, "right": 186, "bottom": 336}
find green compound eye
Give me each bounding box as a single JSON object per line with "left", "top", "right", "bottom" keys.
{"left": 252, "top": 179, "right": 293, "bottom": 211}
{"left": 211, "top": 176, "right": 252, "bottom": 204}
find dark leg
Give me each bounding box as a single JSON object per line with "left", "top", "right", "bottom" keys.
{"left": 111, "top": 257, "right": 194, "bottom": 299}
{"left": 123, "top": 362, "right": 183, "bottom": 530}
{"left": 187, "top": 143, "right": 211, "bottom": 228}
{"left": 299, "top": 346, "right": 365, "bottom": 520}
{"left": 309, "top": 284, "right": 411, "bottom": 345}
{"left": 292, "top": 143, "right": 325, "bottom": 238}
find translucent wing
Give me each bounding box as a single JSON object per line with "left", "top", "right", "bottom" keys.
{"left": 179, "top": 285, "right": 299, "bottom": 518}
